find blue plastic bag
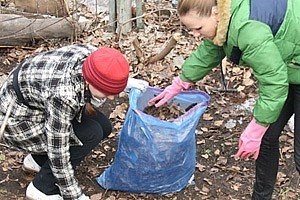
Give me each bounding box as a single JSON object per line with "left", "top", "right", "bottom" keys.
{"left": 97, "top": 87, "right": 210, "bottom": 194}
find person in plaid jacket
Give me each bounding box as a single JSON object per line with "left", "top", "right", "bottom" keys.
{"left": 0, "top": 44, "right": 148, "bottom": 200}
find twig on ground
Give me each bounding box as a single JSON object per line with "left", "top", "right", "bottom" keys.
{"left": 132, "top": 38, "right": 144, "bottom": 64}
{"left": 147, "top": 33, "right": 180, "bottom": 64}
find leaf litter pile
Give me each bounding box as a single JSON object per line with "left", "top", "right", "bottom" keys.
{"left": 143, "top": 104, "right": 185, "bottom": 121}
{"left": 0, "top": 0, "right": 298, "bottom": 199}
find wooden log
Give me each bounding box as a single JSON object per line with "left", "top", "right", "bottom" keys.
{"left": 0, "top": 14, "right": 75, "bottom": 45}
{"left": 0, "top": 7, "right": 45, "bottom": 18}
{"left": 13, "top": 0, "right": 69, "bottom": 17}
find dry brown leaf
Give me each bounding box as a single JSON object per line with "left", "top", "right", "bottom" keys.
{"left": 103, "top": 145, "right": 111, "bottom": 151}
{"left": 283, "top": 191, "right": 297, "bottom": 199}
{"left": 2, "top": 162, "right": 9, "bottom": 172}
{"left": 197, "top": 139, "right": 205, "bottom": 145}
{"left": 201, "top": 185, "right": 210, "bottom": 194}
{"left": 108, "top": 196, "right": 116, "bottom": 200}
{"left": 200, "top": 127, "right": 209, "bottom": 132}
{"left": 0, "top": 153, "right": 5, "bottom": 161}
{"left": 280, "top": 134, "right": 290, "bottom": 142}
{"left": 201, "top": 154, "right": 209, "bottom": 159}
{"left": 286, "top": 131, "right": 294, "bottom": 138}
{"left": 203, "top": 178, "right": 212, "bottom": 185}
{"left": 231, "top": 183, "right": 241, "bottom": 191}
{"left": 90, "top": 193, "right": 102, "bottom": 200}
{"left": 214, "top": 149, "right": 220, "bottom": 156}
{"left": 203, "top": 113, "right": 213, "bottom": 121}
{"left": 216, "top": 156, "right": 228, "bottom": 165}
{"left": 230, "top": 166, "right": 241, "bottom": 171}
{"left": 210, "top": 167, "right": 219, "bottom": 173}
{"left": 196, "top": 163, "right": 206, "bottom": 172}
{"left": 109, "top": 103, "right": 128, "bottom": 119}
{"left": 285, "top": 153, "right": 292, "bottom": 159}
{"left": 277, "top": 172, "right": 288, "bottom": 185}
{"left": 237, "top": 85, "right": 245, "bottom": 92}
{"left": 214, "top": 120, "right": 223, "bottom": 127}
{"left": 232, "top": 67, "right": 241, "bottom": 74}
{"left": 281, "top": 146, "right": 291, "bottom": 154}
{"left": 244, "top": 70, "right": 252, "bottom": 78}
{"left": 221, "top": 113, "right": 230, "bottom": 118}
{"left": 243, "top": 78, "right": 254, "bottom": 86}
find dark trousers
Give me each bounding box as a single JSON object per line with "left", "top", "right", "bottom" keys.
{"left": 252, "top": 84, "right": 300, "bottom": 199}
{"left": 32, "top": 109, "right": 112, "bottom": 195}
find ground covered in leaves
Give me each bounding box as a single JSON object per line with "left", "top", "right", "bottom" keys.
{"left": 0, "top": 0, "right": 299, "bottom": 199}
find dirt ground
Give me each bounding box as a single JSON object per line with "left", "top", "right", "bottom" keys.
{"left": 0, "top": 3, "right": 299, "bottom": 197}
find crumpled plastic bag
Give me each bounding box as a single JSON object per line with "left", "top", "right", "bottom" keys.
{"left": 97, "top": 87, "right": 210, "bottom": 194}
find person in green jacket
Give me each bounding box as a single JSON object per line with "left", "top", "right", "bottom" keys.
{"left": 148, "top": 0, "right": 300, "bottom": 199}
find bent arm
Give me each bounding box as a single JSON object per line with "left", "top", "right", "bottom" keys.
{"left": 238, "top": 21, "right": 288, "bottom": 126}
{"left": 180, "top": 39, "right": 225, "bottom": 82}
{"left": 45, "top": 96, "right": 82, "bottom": 199}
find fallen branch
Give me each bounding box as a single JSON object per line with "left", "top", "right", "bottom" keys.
{"left": 147, "top": 32, "right": 181, "bottom": 64}
{"left": 214, "top": 164, "right": 245, "bottom": 175}
{"left": 212, "top": 88, "right": 238, "bottom": 92}
{"left": 132, "top": 38, "right": 144, "bottom": 63}
{"left": 0, "top": 45, "right": 36, "bottom": 50}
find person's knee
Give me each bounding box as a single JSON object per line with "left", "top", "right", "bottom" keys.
{"left": 74, "top": 110, "right": 112, "bottom": 144}
{"left": 102, "top": 122, "right": 112, "bottom": 139}
{"left": 87, "top": 123, "right": 104, "bottom": 145}
{"left": 87, "top": 118, "right": 112, "bottom": 141}
{"left": 73, "top": 120, "right": 104, "bottom": 147}
{"left": 261, "top": 133, "right": 280, "bottom": 149}
{"left": 93, "top": 111, "right": 112, "bottom": 139}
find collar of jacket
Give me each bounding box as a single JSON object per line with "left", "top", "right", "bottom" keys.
{"left": 213, "top": 0, "right": 231, "bottom": 46}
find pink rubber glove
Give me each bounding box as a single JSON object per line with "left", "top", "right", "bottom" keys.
{"left": 148, "top": 76, "right": 193, "bottom": 107}
{"left": 235, "top": 118, "right": 269, "bottom": 160}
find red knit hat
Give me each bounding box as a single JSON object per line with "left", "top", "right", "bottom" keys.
{"left": 82, "top": 47, "right": 130, "bottom": 95}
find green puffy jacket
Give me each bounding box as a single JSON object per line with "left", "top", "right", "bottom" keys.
{"left": 180, "top": 0, "right": 300, "bottom": 126}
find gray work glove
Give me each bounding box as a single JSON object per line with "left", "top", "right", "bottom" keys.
{"left": 125, "top": 77, "right": 149, "bottom": 92}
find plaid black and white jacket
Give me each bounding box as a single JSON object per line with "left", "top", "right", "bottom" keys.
{"left": 0, "top": 44, "right": 97, "bottom": 199}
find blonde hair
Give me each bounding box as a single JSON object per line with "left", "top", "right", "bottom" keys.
{"left": 178, "top": 0, "right": 217, "bottom": 17}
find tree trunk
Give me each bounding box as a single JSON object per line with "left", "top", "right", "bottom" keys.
{"left": 13, "top": 0, "right": 69, "bottom": 17}
{"left": 136, "top": 0, "right": 144, "bottom": 30}
{"left": 108, "top": 0, "right": 116, "bottom": 32}
{"left": 117, "top": 0, "right": 132, "bottom": 34}
{"left": 0, "top": 14, "right": 75, "bottom": 45}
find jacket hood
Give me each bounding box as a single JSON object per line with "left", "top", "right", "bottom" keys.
{"left": 213, "top": 0, "right": 231, "bottom": 46}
